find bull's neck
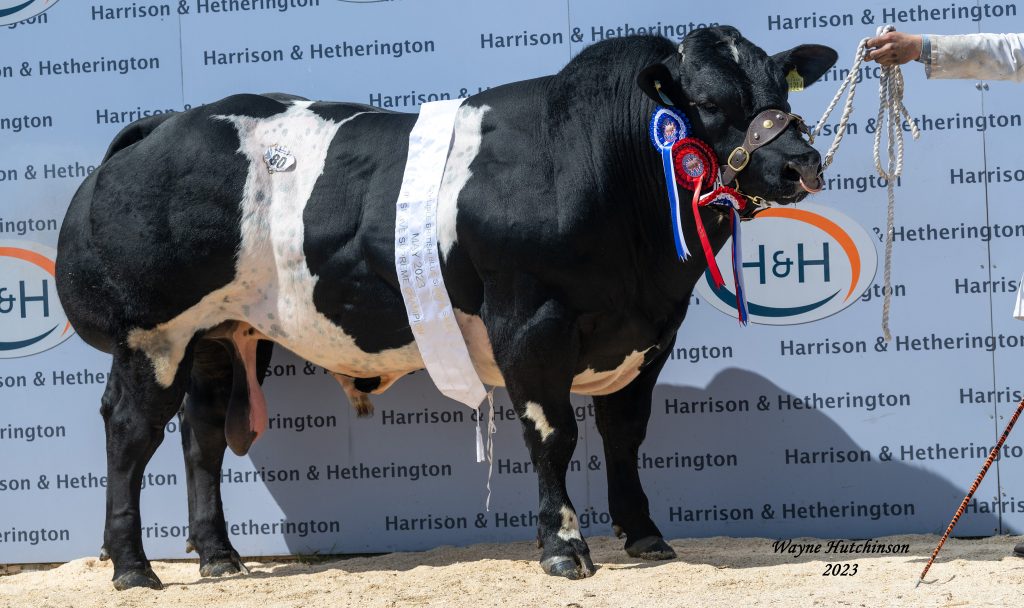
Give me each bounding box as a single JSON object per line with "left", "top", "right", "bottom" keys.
{"left": 559, "top": 83, "right": 729, "bottom": 304}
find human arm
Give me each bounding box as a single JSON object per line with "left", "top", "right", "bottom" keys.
{"left": 924, "top": 33, "right": 1024, "bottom": 81}
{"left": 867, "top": 31, "right": 1024, "bottom": 81}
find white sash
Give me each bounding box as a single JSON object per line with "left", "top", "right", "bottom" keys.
{"left": 394, "top": 99, "right": 486, "bottom": 409}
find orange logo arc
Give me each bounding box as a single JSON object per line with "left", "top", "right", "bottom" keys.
{"left": 756, "top": 208, "right": 862, "bottom": 302}
{"left": 0, "top": 246, "right": 70, "bottom": 336}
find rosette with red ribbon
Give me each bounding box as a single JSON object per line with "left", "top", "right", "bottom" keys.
{"left": 672, "top": 137, "right": 724, "bottom": 287}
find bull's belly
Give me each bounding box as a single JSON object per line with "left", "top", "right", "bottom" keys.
{"left": 127, "top": 270, "right": 426, "bottom": 388}
{"left": 129, "top": 289, "right": 642, "bottom": 395}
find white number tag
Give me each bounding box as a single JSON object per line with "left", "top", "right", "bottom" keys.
{"left": 263, "top": 145, "right": 295, "bottom": 173}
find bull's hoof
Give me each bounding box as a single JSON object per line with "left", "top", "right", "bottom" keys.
{"left": 200, "top": 551, "right": 250, "bottom": 578}
{"left": 540, "top": 553, "right": 596, "bottom": 580}
{"left": 625, "top": 536, "right": 676, "bottom": 560}
{"left": 112, "top": 568, "right": 162, "bottom": 591}
{"left": 200, "top": 561, "right": 242, "bottom": 577}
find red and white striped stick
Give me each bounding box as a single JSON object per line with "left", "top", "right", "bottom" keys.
{"left": 916, "top": 397, "right": 1024, "bottom": 587}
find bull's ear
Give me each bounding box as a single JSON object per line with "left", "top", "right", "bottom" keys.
{"left": 772, "top": 44, "right": 838, "bottom": 87}
{"left": 637, "top": 62, "right": 686, "bottom": 107}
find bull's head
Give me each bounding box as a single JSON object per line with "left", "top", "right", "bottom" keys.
{"left": 638, "top": 26, "right": 837, "bottom": 206}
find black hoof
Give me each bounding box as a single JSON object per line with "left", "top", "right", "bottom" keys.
{"left": 540, "top": 553, "right": 596, "bottom": 580}
{"left": 625, "top": 536, "right": 677, "bottom": 560}
{"left": 200, "top": 551, "right": 250, "bottom": 578}
{"left": 112, "top": 568, "right": 162, "bottom": 591}
{"left": 200, "top": 561, "right": 242, "bottom": 577}
{"left": 1013, "top": 542, "right": 1024, "bottom": 558}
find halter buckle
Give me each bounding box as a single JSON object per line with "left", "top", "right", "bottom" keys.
{"left": 727, "top": 147, "right": 750, "bottom": 172}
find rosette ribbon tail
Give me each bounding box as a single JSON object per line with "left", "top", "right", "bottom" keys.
{"left": 662, "top": 148, "right": 690, "bottom": 260}
{"left": 691, "top": 185, "right": 725, "bottom": 288}
{"left": 731, "top": 209, "right": 749, "bottom": 325}
{"left": 698, "top": 185, "right": 748, "bottom": 325}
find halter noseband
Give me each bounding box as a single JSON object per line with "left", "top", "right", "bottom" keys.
{"left": 714, "top": 108, "right": 811, "bottom": 220}
{"left": 719, "top": 109, "right": 809, "bottom": 185}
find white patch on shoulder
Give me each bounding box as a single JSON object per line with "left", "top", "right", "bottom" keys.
{"left": 557, "top": 506, "right": 582, "bottom": 542}
{"left": 523, "top": 401, "right": 554, "bottom": 441}
{"left": 128, "top": 100, "right": 424, "bottom": 387}
{"left": 437, "top": 104, "right": 489, "bottom": 260}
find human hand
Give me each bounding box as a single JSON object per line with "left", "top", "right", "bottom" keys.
{"left": 866, "top": 31, "right": 923, "bottom": 66}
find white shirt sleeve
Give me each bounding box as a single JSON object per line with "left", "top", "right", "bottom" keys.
{"left": 1007, "top": 272, "right": 1024, "bottom": 319}
{"left": 927, "top": 33, "right": 1024, "bottom": 81}
{"left": 1015, "top": 272, "right": 1024, "bottom": 320}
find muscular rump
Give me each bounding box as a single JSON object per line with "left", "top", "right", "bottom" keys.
{"left": 56, "top": 95, "right": 288, "bottom": 345}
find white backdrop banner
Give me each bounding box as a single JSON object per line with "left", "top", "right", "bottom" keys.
{"left": 2, "top": 0, "right": 1024, "bottom": 563}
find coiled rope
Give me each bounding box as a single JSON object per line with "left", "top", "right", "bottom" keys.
{"left": 808, "top": 24, "right": 920, "bottom": 341}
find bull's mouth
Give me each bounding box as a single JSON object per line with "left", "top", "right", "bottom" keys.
{"left": 763, "top": 174, "right": 824, "bottom": 205}
{"left": 772, "top": 190, "right": 809, "bottom": 205}
{"left": 729, "top": 167, "right": 823, "bottom": 210}
{"left": 743, "top": 186, "right": 810, "bottom": 207}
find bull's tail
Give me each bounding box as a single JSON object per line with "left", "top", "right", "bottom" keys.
{"left": 101, "top": 112, "right": 177, "bottom": 162}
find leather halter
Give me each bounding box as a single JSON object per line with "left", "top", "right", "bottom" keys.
{"left": 652, "top": 80, "right": 811, "bottom": 220}
{"left": 719, "top": 108, "right": 810, "bottom": 186}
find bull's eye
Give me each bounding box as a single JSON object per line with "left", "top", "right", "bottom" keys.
{"left": 697, "top": 102, "right": 719, "bottom": 112}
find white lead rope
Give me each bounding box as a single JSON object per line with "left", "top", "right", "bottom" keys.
{"left": 808, "top": 25, "right": 920, "bottom": 341}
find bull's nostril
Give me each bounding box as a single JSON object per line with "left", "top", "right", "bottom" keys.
{"left": 782, "top": 165, "right": 801, "bottom": 182}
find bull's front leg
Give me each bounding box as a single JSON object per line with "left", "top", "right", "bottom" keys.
{"left": 486, "top": 297, "right": 595, "bottom": 579}
{"left": 593, "top": 342, "right": 675, "bottom": 560}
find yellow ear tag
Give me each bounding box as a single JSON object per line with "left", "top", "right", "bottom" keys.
{"left": 786, "top": 69, "right": 805, "bottom": 92}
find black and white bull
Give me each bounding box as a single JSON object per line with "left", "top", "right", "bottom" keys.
{"left": 55, "top": 27, "right": 836, "bottom": 589}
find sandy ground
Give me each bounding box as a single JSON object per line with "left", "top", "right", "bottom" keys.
{"left": 3, "top": 534, "right": 1024, "bottom": 608}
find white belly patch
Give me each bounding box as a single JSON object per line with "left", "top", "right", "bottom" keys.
{"left": 454, "top": 311, "right": 653, "bottom": 397}
{"left": 128, "top": 101, "right": 423, "bottom": 387}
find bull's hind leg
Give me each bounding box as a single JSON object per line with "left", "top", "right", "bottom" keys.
{"left": 593, "top": 345, "right": 676, "bottom": 560}
{"left": 179, "top": 338, "right": 271, "bottom": 577}
{"left": 486, "top": 296, "right": 595, "bottom": 579}
{"left": 101, "top": 345, "right": 193, "bottom": 590}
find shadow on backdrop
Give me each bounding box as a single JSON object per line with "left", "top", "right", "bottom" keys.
{"left": 238, "top": 364, "right": 1003, "bottom": 571}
